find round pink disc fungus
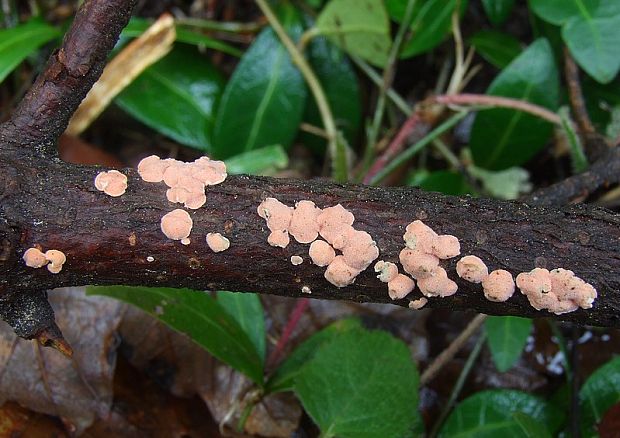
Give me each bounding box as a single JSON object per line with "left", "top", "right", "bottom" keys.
{"left": 94, "top": 170, "right": 127, "bottom": 197}
{"left": 482, "top": 269, "right": 515, "bottom": 302}
{"left": 267, "top": 230, "right": 290, "bottom": 248}
{"left": 45, "top": 250, "right": 66, "bottom": 274}
{"left": 456, "top": 255, "right": 489, "bottom": 283}
{"left": 206, "top": 233, "right": 230, "bottom": 253}
{"left": 309, "top": 240, "right": 336, "bottom": 267}
{"left": 399, "top": 249, "right": 439, "bottom": 279}
{"left": 161, "top": 209, "right": 193, "bottom": 242}
{"left": 388, "top": 274, "right": 416, "bottom": 300}
{"left": 324, "top": 255, "right": 361, "bottom": 288}
{"left": 374, "top": 260, "right": 398, "bottom": 283}
{"left": 417, "top": 267, "right": 458, "bottom": 297}
{"left": 291, "top": 255, "right": 304, "bottom": 266}
{"left": 288, "top": 200, "right": 321, "bottom": 244}
{"left": 341, "top": 230, "right": 379, "bottom": 271}
{"left": 23, "top": 248, "right": 48, "bottom": 268}
{"left": 409, "top": 297, "right": 428, "bottom": 310}
{"left": 430, "top": 234, "right": 461, "bottom": 260}
{"left": 403, "top": 220, "right": 437, "bottom": 253}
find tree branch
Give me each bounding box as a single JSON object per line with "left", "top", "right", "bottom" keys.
{"left": 0, "top": 0, "right": 137, "bottom": 154}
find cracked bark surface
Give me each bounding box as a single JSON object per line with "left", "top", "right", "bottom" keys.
{"left": 0, "top": 0, "right": 619, "bottom": 347}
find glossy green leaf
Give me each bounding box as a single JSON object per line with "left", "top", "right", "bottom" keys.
{"left": 301, "top": 36, "right": 362, "bottom": 153}
{"left": 467, "top": 162, "right": 532, "bottom": 200}
{"left": 407, "top": 170, "right": 473, "bottom": 196}
{"left": 0, "top": 18, "right": 60, "bottom": 84}
{"left": 224, "top": 145, "right": 288, "bottom": 175}
{"left": 265, "top": 318, "right": 362, "bottom": 394}
{"left": 439, "top": 389, "right": 564, "bottom": 437}
{"left": 315, "top": 0, "right": 391, "bottom": 67}
{"left": 512, "top": 412, "right": 552, "bottom": 438}
{"left": 580, "top": 356, "right": 620, "bottom": 437}
{"left": 562, "top": 2, "right": 620, "bottom": 84}
{"left": 469, "top": 30, "right": 522, "bottom": 69}
{"left": 386, "top": 0, "right": 467, "bottom": 58}
{"left": 121, "top": 18, "right": 242, "bottom": 57}
{"left": 529, "top": 0, "right": 599, "bottom": 26}
{"left": 582, "top": 76, "right": 620, "bottom": 130}
{"left": 115, "top": 46, "right": 224, "bottom": 151}
{"left": 213, "top": 7, "right": 307, "bottom": 158}
{"left": 294, "top": 328, "right": 419, "bottom": 438}
{"left": 485, "top": 316, "right": 533, "bottom": 372}
{"left": 216, "top": 291, "right": 266, "bottom": 363}
{"left": 482, "top": 0, "right": 515, "bottom": 26}
{"left": 87, "top": 286, "right": 264, "bottom": 385}
{"left": 470, "top": 39, "right": 559, "bottom": 170}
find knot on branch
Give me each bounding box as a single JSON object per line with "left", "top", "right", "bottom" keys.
{"left": 0, "top": 289, "right": 59, "bottom": 340}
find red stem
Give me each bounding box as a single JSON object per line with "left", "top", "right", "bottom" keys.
{"left": 266, "top": 298, "right": 311, "bottom": 369}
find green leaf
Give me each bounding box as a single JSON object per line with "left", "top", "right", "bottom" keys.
{"left": 301, "top": 36, "right": 362, "bottom": 153}
{"left": 470, "top": 38, "right": 559, "bottom": 170}
{"left": 87, "top": 286, "right": 264, "bottom": 386}
{"left": 213, "top": 6, "right": 307, "bottom": 158}
{"left": 216, "top": 291, "right": 266, "bottom": 363}
{"left": 115, "top": 45, "right": 224, "bottom": 151}
{"left": 386, "top": 0, "right": 467, "bottom": 58}
{"left": 294, "top": 328, "right": 419, "bottom": 438}
{"left": 558, "top": 106, "right": 588, "bottom": 173}
{"left": 439, "top": 389, "right": 564, "bottom": 437}
{"left": 469, "top": 30, "right": 522, "bottom": 69}
{"left": 467, "top": 164, "right": 532, "bottom": 199}
{"left": 224, "top": 145, "right": 289, "bottom": 175}
{"left": 529, "top": 0, "right": 599, "bottom": 26}
{"left": 512, "top": 412, "right": 552, "bottom": 438}
{"left": 121, "top": 18, "right": 242, "bottom": 57}
{"left": 407, "top": 170, "right": 474, "bottom": 196}
{"left": 580, "top": 356, "right": 620, "bottom": 437}
{"left": 265, "top": 318, "right": 362, "bottom": 394}
{"left": 485, "top": 316, "right": 533, "bottom": 372}
{"left": 315, "top": 0, "right": 391, "bottom": 67}
{"left": 562, "top": 2, "right": 620, "bottom": 84}
{"left": 482, "top": 0, "right": 515, "bottom": 26}
{"left": 582, "top": 76, "right": 620, "bottom": 130}
{"left": 0, "top": 18, "right": 60, "bottom": 84}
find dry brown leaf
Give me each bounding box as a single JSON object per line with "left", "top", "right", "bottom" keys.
{"left": 0, "top": 288, "right": 124, "bottom": 434}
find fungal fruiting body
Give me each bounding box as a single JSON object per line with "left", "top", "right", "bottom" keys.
{"left": 409, "top": 297, "right": 428, "bottom": 310}
{"left": 301, "top": 286, "right": 312, "bottom": 294}
{"left": 309, "top": 240, "right": 336, "bottom": 267}
{"left": 137, "top": 155, "right": 227, "bottom": 210}
{"left": 516, "top": 268, "right": 597, "bottom": 314}
{"left": 257, "top": 199, "right": 379, "bottom": 288}
{"left": 482, "top": 270, "right": 515, "bottom": 302}
{"left": 23, "top": 247, "right": 66, "bottom": 274}
{"left": 387, "top": 274, "right": 416, "bottom": 300}
{"left": 206, "top": 233, "right": 230, "bottom": 253}
{"left": 160, "top": 209, "right": 193, "bottom": 243}
{"left": 456, "top": 255, "right": 489, "bottom": 283}
{"left": 291, "top": 255, "right": 303, "bottom": 266}
{"left": 417, "top": 267, "right": 458, "bottom": 297}
{"left": 374, "top": 260, "right": 398, "bottom": 283}
{"left": 94, "top": 170, "right": 127, "bottom": 197}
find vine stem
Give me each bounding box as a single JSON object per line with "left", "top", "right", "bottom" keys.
{"left": 433, "top": 93, "right": 562, "bottom": 125}
{"left": 254, "top": 0, "right": 346, "bottom": 182}
{"left": 266, "top": 298, "right": 311, "bottom": 369}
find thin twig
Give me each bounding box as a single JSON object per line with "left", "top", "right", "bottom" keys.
{"left": 564, "top": 47, "right": 595, "bottom": 135}
{"left": 254, "top": 0, "right": 346, "bottom": 181}
{"left": 176, "top": 17, "right": 265, "bottom": 33}
{"left": 420, "top": 314, "right": 487, "bottom": 386}
{"left": 433, "top": 94, "right": 562, "bottom": 125}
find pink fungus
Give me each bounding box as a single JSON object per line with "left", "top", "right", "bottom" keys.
{"left": 166, "top": 187, "right": 189, "bottom": 204}
{"left": 409, "top": 297, "right": 428, "bottom": 310}
{"left": 206, "top": 233, "right": 230, "bottom": 253}
{"left": 417, "top": 267, "right": 458, "bottom": 297}
{"left": 374, "top": 260, "right": 398, "bottom": 283}
{"left": 184, "top": 192, "right": 208, "bottom": 210}
{"left": 399, "top": 248, "right": 439, "bottom": 279}
{"left": 456, "top": 255, "right": 489, "bottom": 283}
{"left": 160, "top": 209, "right": 193, "bottom": 242}
{"left": 23, "top": 248, "right": 48, "bottom": 268}
{"left": 44, "top": 250, "right": 66, "bottom": 274}
{"left": 341, "top": 230, "right": 379, "bottom": 271}
{"left": 94, "top": 170, "right": 127, "bottom": 197}
{"left": 387, "top": 274, "right": 415, "bottom": 300}
{"left": 317, "top": 204, "right": 355, "bottom": 247}
{"left": 309, "top": 240, "right": 336, "bottom": 267}
{"left": 267, "top": 230, "right": 290, "bottom": 248}
{"left": 257, "top": 198, "right": 293, "bottom": 231}
{"left": 288, "top": 200, "right": 321, "bottom": 244}
{"left": 403, "top": 220, "right": 437, "bottom": 252}
{"left": 162, "top": 162, "right": 185, "bottom": 187}
{"left": 482, "top": 269, "right": 515, "bottom": 302}
{"left": 191, "top": 157, "right": 227, "bottom": 185}
{"left": 431, "top": 234, "right": 461, "bottom": 259}
{"left": 324, "top": 255, "right": 361, "bottom": 288}
{"left": 516, "top": 267, "right": 596, "bottom": 315}
{"left": 137, "top": 155, "right": 170, "bottom": 182}
{"left": 291, "top": 255, "right": 303, "bottom": 266}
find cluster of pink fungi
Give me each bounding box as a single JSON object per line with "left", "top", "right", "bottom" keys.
{"left": 257, "top": 200, "right": 597, "bottom": 314}
{"left": 22, "top": 247, "right": 66, "bottom": 274}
